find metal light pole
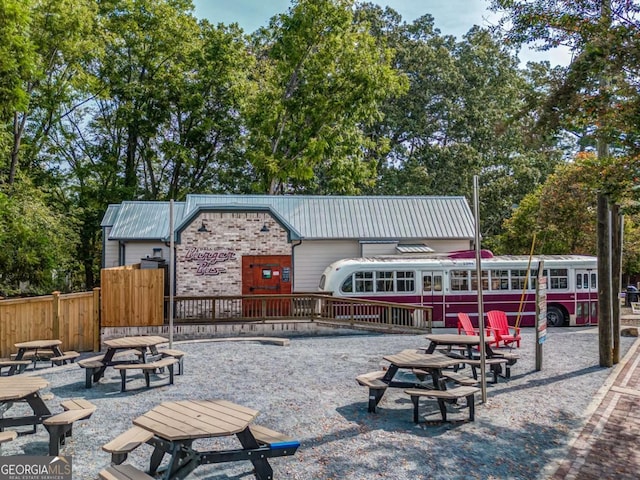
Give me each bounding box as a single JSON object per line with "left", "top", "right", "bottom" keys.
{"left": 473, "top": 176, "right": 487, "bottom": 402}
{"left": 169, "top": 199, "right": 174, "bottom": 349}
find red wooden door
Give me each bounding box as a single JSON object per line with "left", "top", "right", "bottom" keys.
{"left": 242, "top": 255, "right": 292, "bottom": 316}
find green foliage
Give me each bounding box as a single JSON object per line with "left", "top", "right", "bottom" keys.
{"left": 0, "top": 182, "right": 80, "bottom": 295}
{"left": 88, "top": 1, "right": 251, "bottom": 199}
{"left": 0, "top": 0, "right": 34, "bottom": 123}
{"left": 357, "top": 5, "right": 562, "bottom": 240}
{"left": 1, "top": 0, "right": 637, "bottom": 295}
{"left": 244, "top": 0, "right": 407, "bottom": 194}
{"left": 497, "top": 153, "right": 640, "bottom": 276}
{"left": 490, "top": 0, "right": 640, "bottom": 154}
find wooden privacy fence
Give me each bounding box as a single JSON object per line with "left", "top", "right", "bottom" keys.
{"left": 100, "top": 264, "right": 164, "bottom": 327}
{"left": 0, "top": 290, "right": 100, "bottom": 358}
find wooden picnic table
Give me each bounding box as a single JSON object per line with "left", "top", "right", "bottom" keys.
{"left": 7, "top": 339, "right": 64, "bottom": 375}
{"left": 423, "top": 334, "right": 497, "bottom": 356}
{"left": 357, "top": 350, "right": 463, "bottom": 414}
{"left": 0, "top": 376, "right": 52, "bottom": 432}
{"left": 129, "top": 399, "right": 299, "bottom": 480}
{"left": 83, "top": 336, "right": 168, "bottom": 388}
{"left": 423, "top": 333, "right": 518, "bottom": 382}
{"left": 382, "top": 351, "right": 462, "bottom": 390}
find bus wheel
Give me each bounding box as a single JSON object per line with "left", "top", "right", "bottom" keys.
{"left": 547, "top": 306, "right": 566, "bottom": 327}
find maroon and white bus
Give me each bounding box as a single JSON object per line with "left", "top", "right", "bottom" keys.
{"left": 318, "top": 252, "right": 598, "bottom": 328}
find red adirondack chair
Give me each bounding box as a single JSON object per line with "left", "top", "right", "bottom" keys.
{"left": 457, "top": 312, "right": 479, "bottom": 336}
{"left": 486, "top": 310, "right": 521, "bottom": 348}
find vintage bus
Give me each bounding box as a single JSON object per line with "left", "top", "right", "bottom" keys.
{"left": 318, "top": 252, "right": 598, "bottom": 328}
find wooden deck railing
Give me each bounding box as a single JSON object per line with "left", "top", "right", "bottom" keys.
{"left": 165, "top": 294, "right": 432, "bottom": 332}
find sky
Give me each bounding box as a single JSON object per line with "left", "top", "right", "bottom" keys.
{"left": 191, "top": 0, "right": 572, "bottom": 66}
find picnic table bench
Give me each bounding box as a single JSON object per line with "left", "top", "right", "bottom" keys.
{"left": 405, "top": 386, "right": 480, "bottom": 423}
{"left": 113, "top": 357, "right": 178, "bottom": 392}
{"left": 102, "top": 426, "right": 154, "bottom": 465}
{"left": 0, "top": 359, "right": 32, "bottom": 376}
{"left": 464, "top": 357, "right": 510, "bottom": 383}
{"left": 50, "top": 351, "right": 80, "bottom": 366}
{"left": 356, "top": 371, "right": 388, "bottom": 413}
{"left": 133, "top": 348, "right": 186, "bottom": 375}
{"left": 412, "top": 368, "right": 479, "bottom": 387}
{"left": 99, "top": 464, "right": 154, "bottom": 480}
{"left": 43, "top": 406, "right": 95, "bottom": 455}
{"left": 0, "top": 430, "right": 17, "bottom": 445}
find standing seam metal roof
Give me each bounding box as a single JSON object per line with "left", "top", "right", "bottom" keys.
{"left": 104, "top": 195, "right": 475, "bottom": 241}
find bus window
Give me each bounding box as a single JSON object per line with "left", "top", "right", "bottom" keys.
{"left": 491, "top": 270, "right": 509, "bottom": 290}
{"left": 397, "top": 271, "right": 414, "bottom": 292}
{"left": 511, "top": 269, "right": 532, "bottom": 290}
{"left": 355, "top": 271, "right": 374, "bottom": 292}
{"left": 576, "top": 273, "right": 583, "bottom": 289}
{"left": 340, "top": 275, "right": 353, "bottom": 293}
{"left": 548, "top": 269, "right": 568, "bottom": 289}
{"left": 376, "top": 271, "right": 394, "bottom": 292}
{"left": 423, "top": 274, "right": 433, "bottom": 292}
{"left": 471, "top": 270, "right": 489, "bottom": 291}
{"left": 591, "top": 273, "right": 597, "bottom": 289}
{"left": 423, "top": 273, "right": 443, "bottom": 292}
{"left": 451, "top": 270, "right": 469, "bottom": 291}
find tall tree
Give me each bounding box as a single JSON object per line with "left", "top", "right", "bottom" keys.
{"left": 92, "top": 0, "right": 204, "bottom": 198}
{"left": 491, "top": 0, "right": 640, "bottom": 365}
{"left": 244, "top": 0, "right": 407, "bottom": 194}
{"left": 356, "top": 4, "right": 561, "bottom": 240}
{"left": 0, "top": 181, "right": 80, "bottom": 295}
{"left": 499, "top": 153, "right": 639, "bottom": 270}
{"left": 0, "top": 0, "right": 33, "bottom": 126}
{"left": 2, "top": 0, "right": 97, "bottom": 186}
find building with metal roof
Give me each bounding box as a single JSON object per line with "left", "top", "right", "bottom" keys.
{"left": 101, "top": 195, "right": 475, "bottom": 294}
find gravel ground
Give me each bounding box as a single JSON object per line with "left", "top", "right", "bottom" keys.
{"left": 2, "top": 327, "right": 637, "bottom": 480}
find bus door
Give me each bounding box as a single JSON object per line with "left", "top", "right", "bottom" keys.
{"left": 421, "top": 270, "right": 445, "bottom": 327}
{"left": 575, "top": 269, "right": 597, "bottom": 325}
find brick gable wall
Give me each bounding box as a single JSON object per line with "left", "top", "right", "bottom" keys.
{"left": 177, "top": 212, "right": 290, "bottom": 296}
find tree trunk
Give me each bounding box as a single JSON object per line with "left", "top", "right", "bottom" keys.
{"left": 125, "top": 124, "right": 138, "bottom": 191}
{"left": 611, "top": 204, "right": 621, "bottom": 363}
{"left": 597, "top": 193, "right": 612, "bottom": 367}
{"left": 597, "top": 0, "right": 613, "bottom": 368}
{"left": 8, "top": 112, "right": 27, "bottom": 185}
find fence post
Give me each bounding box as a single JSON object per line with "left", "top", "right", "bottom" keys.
{"left": 93, "top": 287, "right": 101, "bottom": 352}
{"left": 52, "top": 291, "right": 61, "bottom": 339}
